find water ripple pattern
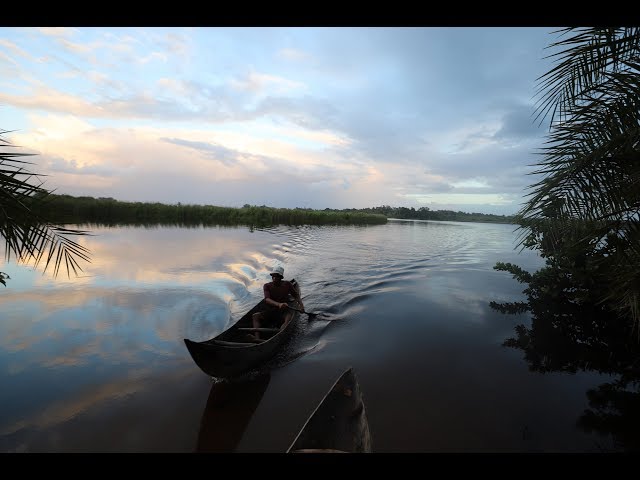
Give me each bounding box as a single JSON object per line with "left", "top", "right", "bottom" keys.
{"left": 282, "top": 221, "right": 480, "bottom": 317}
{"left": 1, "top": 220, "right": 563, "bottom": 453}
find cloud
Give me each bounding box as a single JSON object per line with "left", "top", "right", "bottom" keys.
{"left": 159, "top": 31, "right": 191, "bottom": 58}
{"left": 0, "top": 27, "right": 557, "bottom": 214}
{"left": 0, "top": 39, "right": 33, "bottom": 60}
{"left": 230, "top": 71, "right": 305, "bottom": 94}
{"left": 35, "top": 27, "right": 79, "bottom": 38}
{"left": 45, "top": 155, "right": 119, "bottom": 177}
{"left": 277, "top": 47, "right": 310, "bottom": 62}
{"left": 0, "top": 88, "right": 106, "bottom": 117}
{"left": 161, "top": 138, "right": 245, "bottom": 167}
{"left": 493, "top": 104, "right": 545, "bottom": 143}
{"left": 6, "top": 108, "right": 539, "bottom": 217}
{"left": 255, "top": 95, "right": 341, "bottom": 130}
{"left": 139, "top": 51, "right": 168, "bottom": 64}
{"left": 56, "top": 38, "right": 93, "bottom": 55}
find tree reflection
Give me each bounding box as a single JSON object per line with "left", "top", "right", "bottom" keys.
{"left": 490, "top": 27, "right": 640, "bottom": 452}
{"left": 491, "top": 265, "right": 640, "bottom": 452}
{"left": 578, "top": 378, "right": 640, "bottom": 451}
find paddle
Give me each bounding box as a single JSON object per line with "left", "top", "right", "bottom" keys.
{"left": 287, "top": 305, "right": 319, "bottom": 319}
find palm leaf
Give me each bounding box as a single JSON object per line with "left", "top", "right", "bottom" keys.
{"left": 0, "top": 132, "right": 91, "bottom": 280}
{"left": 520, "top": 27, "right": 640, "bottom": 324}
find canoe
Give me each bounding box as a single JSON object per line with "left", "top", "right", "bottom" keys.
{"left": 184, "top": 279, "right": 301, "bottom": 379}
{"left": 287, "top": 367, "right": 372, "bottom": 453}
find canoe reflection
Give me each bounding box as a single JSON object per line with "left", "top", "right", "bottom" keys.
{"left": 196, "top": 373, "right": 271, "bottom": 452}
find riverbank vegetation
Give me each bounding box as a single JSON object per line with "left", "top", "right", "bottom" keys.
{"left": 491, "top": 28, "right": 640, "bottom": 450}
{"left": 29, "top": 193, "right": 515, "bottom": 227}
{"left": 30, "top": 194, "right": 388, "bottom": 227}
{"left": 332, "top": 205, "right": 515, "bottom": 223}
{"left": 493, "top": 27, "right": 640, "bottom": 327}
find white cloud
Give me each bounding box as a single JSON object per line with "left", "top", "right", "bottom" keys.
{"left": 0, "top": 27, "right": 555, "bottom": 214}
{"left": 35, "top": 27, "right": 79, "bottom": 38}
{"left": 0, "top": 39, "right": 33, "bottom": 60}
{"left": 407, "top": 193, "right": 515, "bottom": 206}
{"left": 230, "top": 71, "right": 306, "bottom": 94}
{"left": 139, "top": 51, "right": 168, "bottom": 64}
{"left": 450, "top": 178, "right": 491, "bottom": 189}
{"left": 278, "top": 47, "right": 310, "bottom": 61}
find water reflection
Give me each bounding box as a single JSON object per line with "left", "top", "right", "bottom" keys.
{"left": 492, "top": 283, "right": 640, "bottom": 452}
{"left": 196, "top": 374, "right": 271, "bottom": 452}
{"left": 8, "top": 221, "right": 606, "bottom": 452}
{"left": 0, "top": 224, "right": 289, "bottom": 295}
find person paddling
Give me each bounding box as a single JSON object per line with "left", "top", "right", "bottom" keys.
{"left": 251, "top": 266, "right": 304, "bottom": 339}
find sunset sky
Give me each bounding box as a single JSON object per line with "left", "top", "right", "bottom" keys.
{"left": 0, "top": 27, "right": 559, "bottom": 215}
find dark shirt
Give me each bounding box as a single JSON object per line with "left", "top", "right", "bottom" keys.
{"left": 264, "top": 280, "right": 296, "bottom": 303}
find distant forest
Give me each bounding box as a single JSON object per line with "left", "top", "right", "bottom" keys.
{"left": 326, "top": 205, "right": 515, "bottom": 224}
{"left": 33, "top": 194, "right": 516, "bottom": 226}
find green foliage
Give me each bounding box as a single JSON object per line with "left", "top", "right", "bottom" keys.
{"left": 491, "top": 29, "right": 640, "bottom": 449}
{"left": 517, "top": 27, "right": 640, "bottom": 324}
{"left": 28, "top": 195, "right": 515, "bottom": 227}
{"left": 0, "top": 131, "right": 91, "bottom": 279}
{"left": 493, "top": 262, "right": 533, "bottom": 284}
{"left": 30, "top": 194, "right": 388, "bottom": 227}
{"left": 334, "top": 205, "right": 515, "bottom": 223}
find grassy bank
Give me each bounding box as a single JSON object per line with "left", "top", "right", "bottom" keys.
{"left": 35, "top": 194, "right": 387, "bottom": 226}
{"left": 32, "top": 194, "right": 515, "bottom": 227}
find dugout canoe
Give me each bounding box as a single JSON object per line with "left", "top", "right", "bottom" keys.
{"left": 287, "top": 366, "right": 372, "bottom": 453}
{"left": 184, "top": 279, "right": 301, "bottom": 379}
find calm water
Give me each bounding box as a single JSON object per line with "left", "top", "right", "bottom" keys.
{"left": 0, "top": 220, "right": 617, "bottom": 452}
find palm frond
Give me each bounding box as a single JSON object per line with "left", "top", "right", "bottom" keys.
{"left": 0, "top": 132, "right": 91, "bottom": 279}
{"left": 518, "top": 27, "right": 640, "bottom": 326}
{"left": 534, "top": 27, "right": 640, "bottom": 126}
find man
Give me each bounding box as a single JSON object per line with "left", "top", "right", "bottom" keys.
{"left": 251, "top": 265, "right": 304, "bottom": 340}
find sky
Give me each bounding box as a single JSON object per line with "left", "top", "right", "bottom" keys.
{"left": 0, "top": 27, "right": 560, "bottom": 215}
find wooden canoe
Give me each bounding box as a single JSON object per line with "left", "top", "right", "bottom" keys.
{"left": 184, "top": 279, "right": 301, "bottom": 379}
{"left": 287, "top": 367, "right": 372, "bottom": 453}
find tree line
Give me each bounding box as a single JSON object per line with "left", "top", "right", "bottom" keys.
{"left": 327, "top": 205, "right": 515, "bottom": 223}
{"left": 29, "top": 194, "right": 387, "bottom": 227}
{"left": 27, "top": 193, "right": 516, "bottom": 227}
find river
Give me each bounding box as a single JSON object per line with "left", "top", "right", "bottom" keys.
{"left": 0, "top": 219, "right": 618, "bottom": 452}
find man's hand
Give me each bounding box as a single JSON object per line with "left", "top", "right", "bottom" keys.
{"left": 278, "top": 302, "right": 287, "bottom": 309}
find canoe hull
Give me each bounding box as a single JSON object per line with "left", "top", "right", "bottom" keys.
{"left": 184, "top": 279, "right": 301, "bottom": 379}
{"left": 287, "top": 367, "right": 372, "bottom": 453}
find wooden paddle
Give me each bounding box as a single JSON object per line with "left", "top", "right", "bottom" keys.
{"left": 287, "top": 305, "right": 319, "bottom": 319}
